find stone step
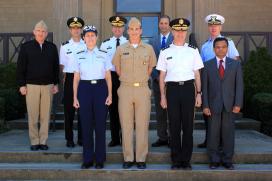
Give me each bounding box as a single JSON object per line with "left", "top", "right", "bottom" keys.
{"left": 0, "top": 151, "right": 271, "bottom": 164}
{"left": 0, "top": 163, "right": 271, "bottom": 181}
{"left": 7, "top": 118, "right": 260, "bottom": 131}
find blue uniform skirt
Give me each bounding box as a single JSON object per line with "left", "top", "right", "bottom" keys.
{"left": 78, "top": 79, "right": 108, "bottom": 163}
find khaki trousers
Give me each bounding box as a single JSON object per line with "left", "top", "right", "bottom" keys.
{"left": 118, "top": 84, "right": 151, "bottom": 162}
{"left": 26, "top": 84, "right": 53, "bottom": 145}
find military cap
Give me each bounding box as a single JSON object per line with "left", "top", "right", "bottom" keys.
{"left": 67, "top": 17, "right": 85, "bottom": 28}
{"left": 109, "top": 16, "right": 127, "bottom": 27}
{"left": 205, "top": 14, "right": 225, "bottom": 25}
{"left": 83, "top": 25, "right": 98, "bottom": 36}
{"left": 169, "top": 18, "right": 190, "bottom": 31}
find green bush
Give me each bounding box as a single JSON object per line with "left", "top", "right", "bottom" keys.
{"left": 251, "top": 93, "right": 272, "bottom": 136}
{"left": 0, "top": 63, "right": 17, "bottom": 89}
{"left": 0, "top": 89, "right": 26, "bottom": 121}
{"left": 0, "top": 97, "right": 5, "bottom": 129}
{"left": 243, "top": 48, "right": 272, "bottom": 117}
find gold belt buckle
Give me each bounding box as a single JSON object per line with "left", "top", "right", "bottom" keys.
{"left": 133, "top": 82, "right": 140, "bottom": 87}
{"left": 91, "top": 80, "right": 97, "bottom": 84}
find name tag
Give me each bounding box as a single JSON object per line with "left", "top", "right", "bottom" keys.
{"left": 166, "top": 56, "right": 172, "bottom": 60}
{"left": 66, "top": 51, "right": 72, "bottom": 54}
{"left": 79, "top": 57, "right": 86, "bottom": 60}
{"left": 107, "top": 46, "right": 112, "bottom": 50}
{"left": 96, "top": 55, "right": 104, "bottom": 59}
{"left": 123, "top": 52, "right": 129, "bottom": 55}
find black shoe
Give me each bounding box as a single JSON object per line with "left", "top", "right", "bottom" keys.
{"left": 151, "top": 139, "right": 168, "bottom": 147}
{"left": 209, "top": 162, "right": 220, "bottom": 169}
{"left": 66, "top": 141, "right": 75, "bottom": 148}
{"left": 222, "top": 162, "right": 234, "bottom": 170}
{"left": 136, "top": 162, "right": 146, "bottom": 169}
{"left": 81, "top": 162, "right": 93, "bottom": 169}
{"left": 197, "top": 142, "right": 207, "bottom": 148}
{"left": 30, "top": 145, "right": 40, "bottom": 151}
{"left": 39, "top": 144, "right": 49, "bottom": 150}
{"left": 108, "top": 140, "right": 121, "bottom": 147}
{"left": 171, "top": 163, "right": 181, "bottom": 170}
{"left": 180, "top": 162, "right": 192, "bottom": 170}
{"left": 95, "top": 163, "right": 104, "bottom": 169}
{"left": 77, "top": 140, "right": 83, "bottom": 146}
{"left": 123, "top": 162, "right": 134, "bottom": 169}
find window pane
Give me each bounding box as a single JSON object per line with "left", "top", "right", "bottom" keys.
{"left": 142, "top": 16, "right": 158, "bottom": 38}
{"left": 116, "top": 0, "right": 161, "bottom": 13}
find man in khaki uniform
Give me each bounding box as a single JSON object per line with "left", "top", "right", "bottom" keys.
{"left": 112, "top": 17, "right": 156, "bottom": 169}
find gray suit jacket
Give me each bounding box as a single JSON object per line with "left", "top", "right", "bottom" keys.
{"left": 151, "top": 33, "right": 173, "bottom": 79}
{"left": 202, "top": 57, "right": 244, "bottom": 114}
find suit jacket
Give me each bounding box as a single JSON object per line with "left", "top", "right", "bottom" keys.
{"left": 202, "top": 57, "right": 243, "bottom": 114}
{"left": 151, "top": 33, "right": 173, "bottom": 79}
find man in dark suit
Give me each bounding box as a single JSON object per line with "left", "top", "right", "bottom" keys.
{"left": 202, "top": 37, "right": 243, "bottom": 170}
{"left": 151, "top": 15, "right": 174, "bottom": 147}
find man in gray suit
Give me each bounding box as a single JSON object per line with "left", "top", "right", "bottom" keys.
{"left": 202, "top": 37, "right": 243, "bottom": 170}
{"left": 151, "top": 15, "right": 173, "bottom": 147}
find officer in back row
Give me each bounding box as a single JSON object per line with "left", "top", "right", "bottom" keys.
{"left": 100, "top": 16, "right": 128, "bottom": 147}
{"left": 198, "top": 14, "right": 240, "bottom": 148}
{"left": 156, "top": 18, "right": 203, "bottom": 170}
{"left": 59, "top": 17, "right": 85, "bottom": 148}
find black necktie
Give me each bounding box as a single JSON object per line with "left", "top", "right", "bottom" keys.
{"left": 116, "top": 38, "right": 120, "bottom": 47}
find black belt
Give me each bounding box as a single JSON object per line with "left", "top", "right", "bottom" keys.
{"left": 81, "top": 79, "right": 105, "bottom": 84}
{"left": 166, "top": 79, "right": 194, "bottom": 86}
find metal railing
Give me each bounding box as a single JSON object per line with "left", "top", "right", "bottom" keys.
{"left": 222, "top": 32, "right": 272, "bottom": 62}
{"left": 0, "top": 32, "right": 53, "bottom": 64}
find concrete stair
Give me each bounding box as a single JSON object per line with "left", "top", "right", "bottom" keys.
{"left": 0, "top": 130, "right": 272, "bottom": 180}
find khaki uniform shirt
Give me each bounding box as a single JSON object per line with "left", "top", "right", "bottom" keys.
{"left": 112, "top": 41, "right": 157, "bottom": 83}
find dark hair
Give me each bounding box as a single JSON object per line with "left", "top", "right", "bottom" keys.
{"left": 213, "top": 37, "right": 229, "bottom": 48}
{"left": 159, "top": 15, "right": 171, "bottom": 23}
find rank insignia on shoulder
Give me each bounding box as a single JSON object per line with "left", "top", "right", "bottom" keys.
{"left": 166, "top": 56, "right": 172, "bottom": 60}
{"left": 162, "top": 45, "right": 170, "bottom": 51}
{"left": 77, "top": 50, "right": 85, "bottom": 54}
{"left": 62, "top": 41, "right": 69, "bottom": 46}
{"left": 107, "top": 46, "right": 112, "bottom": 50}
{"left": 103, "top": 38, "right": 110, "bottom": 43}
{"left": 188, "top": 44, "right": 196, "bottom": 49}
{"left": 99, "top": 49, "right": 107, "bottom": 53}
{"left": 123, "top": 52, "right": 129, "bottom": 55}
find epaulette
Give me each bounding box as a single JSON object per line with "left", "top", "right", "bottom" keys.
{"left": 226, "top": 37, "right": 232, "bottom": 41}
{"left": 103, "top": 38, "right": 110, "bottom": 43}
{"left": 62, "top": 41, "right": 69, "bottom": 46}
{"left": 76, "top": 50, "right": 85, "bottom": 54}
{"left": 99, "top": 49, "right": 107, "bottom": 53}
{"left": 161, "top": 45, "right": 170, "bottom": 51}
{"left": 188, "top": 44, "right": 196, "bottom": 49}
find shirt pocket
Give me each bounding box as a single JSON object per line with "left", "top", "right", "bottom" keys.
{"left": 120, "top": 53, "right": 133, "bottom": 72}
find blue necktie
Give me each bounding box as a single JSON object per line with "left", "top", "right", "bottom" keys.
{"left": 161, "top": 36, "right": 166, "bottom": 49}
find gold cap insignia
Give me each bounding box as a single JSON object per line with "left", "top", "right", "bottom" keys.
{"left": 74, "top": 17, "right": 78, "bottom": 22}
{"left": 179, "top": 19, "right": 184, "bottom": 25}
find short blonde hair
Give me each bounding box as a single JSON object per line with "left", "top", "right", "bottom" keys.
{"left": 128, "top": 17, "right": 141, "bottom": 28}
{"left": 34, "top": 20, "right": 48, "bottom": 31}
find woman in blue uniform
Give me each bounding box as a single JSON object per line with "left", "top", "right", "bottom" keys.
{"left": 73, "top": 25, "right": 112, "bottom": 169}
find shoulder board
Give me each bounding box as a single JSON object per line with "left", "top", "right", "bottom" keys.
{"left": 76, "top": 50, "right": 85, "bottom": 54}
{"left": 226, "top": 37, "right": 232, "bottom": 41}
{"left": 188, "top": 44, "right": 196, "bottom": 49}
{"left": 161, "top": 45, "right": 170, "bottom": 51}
{"left": 103, "top": 38, "right": 110, "bottom": 43}
{"left": 62, "top": 41, "right": 69, "bottom": 46}
{"left": 99, "top": 49, "right": 107, "bottom": 53}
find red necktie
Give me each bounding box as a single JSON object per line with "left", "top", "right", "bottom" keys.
{"left": 219, "top": 60, "right": 224, "bottom": 79}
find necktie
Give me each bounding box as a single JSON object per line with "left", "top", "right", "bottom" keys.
{"left": 219, "top": 59, "right": 224, "bottom": 79}
{"left": 161, "top": 36, "right": 166, "bottom": 49}
{"left": 116, "top": 38, "right": 120, "bottom": 47}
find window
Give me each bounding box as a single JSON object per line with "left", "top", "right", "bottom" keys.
{"left": 115, "top": 0, "right": 163, "bottom": 44}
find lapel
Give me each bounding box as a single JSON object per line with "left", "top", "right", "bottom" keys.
{"left": 166, "top": 33, "right": 173, "bottom": 46}
{"left": 211, "top": 58, "right": 221, "bottom": 81}
{"left": 223, "top": 57, "right": 233, "bottom": 80}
